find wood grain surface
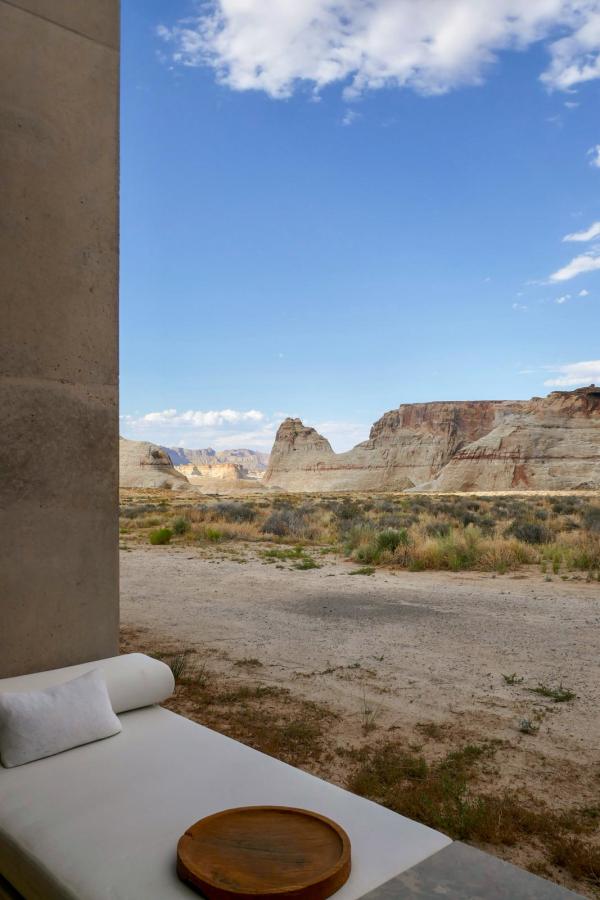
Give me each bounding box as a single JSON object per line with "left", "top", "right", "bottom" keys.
{"left": 177, "top": 805, "right": 352, "bottom": 900}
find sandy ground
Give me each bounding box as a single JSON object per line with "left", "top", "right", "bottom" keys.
{"left": 121, "top": 546, "right": 600, "bottom": 777}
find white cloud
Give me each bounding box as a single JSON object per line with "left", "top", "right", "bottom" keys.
{"left": 588, "top": 144, "right": 600, "bottom": 167}
{"left": 555, "top": 293, "right": 570, "bottom": 303}
{"left": 541, "top": 10, "right": 600, "bottom": 90}
{"left": 119, "top": 408, "right": 371, "bottom": 453}
{"left": 120, "top": 408, "right": 277, "bottom": 450}
{"left": 127, "top": 408, "right": 264, "bottom": 428}
{"left": 158, "top": 2, "right": 600, "bottom": 99}
{"left": 544, "top": 359, "right": 600, "bottom": 387}
{"left": 563, "top": 221, "right": 600, "bottom": 242}
{"left": 549, "top": 250, "right": 600, "bottom": 282}
{"left": 579, "top": 288, "right": 590, "bottom": 295}
{"left": 512, "top": 302, "right": 528, "bottom": 311}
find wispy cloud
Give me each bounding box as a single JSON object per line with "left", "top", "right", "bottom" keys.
{"left": 579, "top": 288, "right": 590, "bottom": 296}
{"left": 157, "top": 2, "right": 600, "bottom": 99}
{"left": 588, "top": 144, "right": 600, "bottom": 168}
{"left": 549, "top": 250, "right": 600, "bottom": 282}
{"left": 544, "top": 360, "right": 600, "bottom": 387}
{"left": 555, "top": 294, "right": 570, "bottom": 304}
{"left": 563, "top": 221, "right": 600, "bottom": 242}
{"left": 341, "top": 109, "right": 360, "bottom": 126}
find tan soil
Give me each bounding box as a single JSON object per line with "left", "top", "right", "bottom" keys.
{"left": 120, "top": 546, "right": 600, "bottom": 896}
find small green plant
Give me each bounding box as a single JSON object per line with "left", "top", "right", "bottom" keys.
{"left": 293, "top": 557, "right": 320, "bottom": 570}
{"left": 167, "top": 652, "right": 188, "bottom": 681}
{"left": 360, "top": 692, "right": 381, "bottom": 734}
{"left": 149, "top": 527, "right": 172, "bottom": 545}
{"left": 519, "top": 718, "right": 540, "bottom": 735}
{"left": 529, "top": 683, "right": 576, "bottom": 703}
{"left": 502, "top": 673, "right": 524, "bottom": 685}
{"left": 349, "top": 566, "right": 375, "bottom": 575}
{"left": 262, "top": 546, "right": 305, "bottom": 561}
{"left": 203, "top": 526, "right": 224, "bottom": 542}
{"left": 172, "top": 516, "right": 190, "bottom": 535}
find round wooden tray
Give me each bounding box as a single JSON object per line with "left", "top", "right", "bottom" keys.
{"left": 177, "top": 805, "right": 351, "bottom": 900}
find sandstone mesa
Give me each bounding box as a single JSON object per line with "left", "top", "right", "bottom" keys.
{"left": 264, "top": 386, "right": 600, "bottom": 492}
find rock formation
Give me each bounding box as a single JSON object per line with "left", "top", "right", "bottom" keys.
{"left": 175, "top": 462, "right": 248, "bottom": 482}
{"left": 164, "top": 446, "right": 269, "bottom": 473}
{"left": 119, "top": 438, "right": 192, "bottom": 490}
{"left": 264, "top": 386, "right": 600, "bottom": 492}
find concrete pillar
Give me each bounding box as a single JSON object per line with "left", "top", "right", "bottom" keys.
{"left": 0, "top": 0, "right": 120, "bottom": 676}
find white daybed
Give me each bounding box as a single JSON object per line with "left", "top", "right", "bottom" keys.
{"left": 0, "top": 654, "right": 450, "bottom": 900}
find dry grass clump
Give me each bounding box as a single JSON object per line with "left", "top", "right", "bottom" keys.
{"left": 400, "top": 528, "right": 537, "bottom": 573}
{"left": 170, "top": 672, "right": 334, "bottom": 768}
{"left": 348, "top": 739, "right": 600, "bottom": 888}
{"left": 551, "top": 838, "right": 600, "bottom": 888}
{"left": 119, "top": 489, "right": 600, "bottom": 575}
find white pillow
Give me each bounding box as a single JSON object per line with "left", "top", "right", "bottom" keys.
{"left": 0, "top": 669, "right": 122, "bottom": 768}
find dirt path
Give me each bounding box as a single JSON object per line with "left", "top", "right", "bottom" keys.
{"left": 120, "top": 546, "right": 600, "bottom": 768}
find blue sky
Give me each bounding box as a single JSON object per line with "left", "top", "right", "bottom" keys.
{"left": 120, "top": 1, "right": 600, "bottom": 452}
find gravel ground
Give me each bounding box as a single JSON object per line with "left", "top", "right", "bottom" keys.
{"left": 120, "top": 545, "right": 600, "bottom": 774}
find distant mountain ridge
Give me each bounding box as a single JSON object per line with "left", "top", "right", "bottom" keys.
{"left": 162, "top": 446, "right": 270, "bottom": 472}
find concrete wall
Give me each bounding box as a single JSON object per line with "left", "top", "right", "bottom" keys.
{"left": 0, "top": 0, "right": 120, "bottom": 676}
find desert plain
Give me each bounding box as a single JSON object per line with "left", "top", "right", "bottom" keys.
{"left": 120, "top": 488, "right": 600, "bottom": 897}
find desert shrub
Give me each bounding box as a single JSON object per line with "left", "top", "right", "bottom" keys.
{"left": 546, "top": 534, "right": 600, "bottom": 571}
{"left": 120, "top": 503, "right": 156, "bottom": 519}
{"left": 374, "top": 499, "right": 397, "bottom": 514}
{"left": 335, "top": 499, "right": 364, "bottom": 521}
{"left": 203, "top": 526, "right": 225, "bottom": 542}
{"left": 261, "top": 507, "right": 306, "bottom": 537}
{"left": 551, "top": 497, "right": 580, "bottom": 515}
{"left": 582, "top": 505, "right": 600, "bottom": 534}
{"left": 354, "top": 541, "right": 381, "bottom": 565}
{"left": 172, "top": 516, "right": 190, "bottom": 535}
{"left": 149, "top": 528, "right": 172, "bottom": 545}
{"left": 211, "top": 501, "right": 256, "bottom": 523}
{"left": 506, "top": 521, "right": 553, "bottom": 544}
{"left": 376, "top": 529, "right": 409, "bottom": 553}
{"left": 406, "top": 528, "right": 534, "bottom": 572}
{"left": 425, "top": 521, "right": 451, "bottom": 538}
{"left": 350, "top": 527, "right": 409, "bottom": 565}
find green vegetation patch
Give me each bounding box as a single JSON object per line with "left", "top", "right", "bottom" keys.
{"left": 149, "top": 527, "right": 172, "bottom": 545}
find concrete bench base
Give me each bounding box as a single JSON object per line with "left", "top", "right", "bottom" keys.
{"left": 361, "top": 842, "right": 583, "bottom": 899}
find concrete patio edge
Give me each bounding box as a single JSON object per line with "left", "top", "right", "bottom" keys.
{"left": 360, "top": 842, "right": 584, "bottom": 899}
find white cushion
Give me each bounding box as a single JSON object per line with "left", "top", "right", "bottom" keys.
{"left": 0, "top": 653, "right": 174, "bottom": 714}
{"left": 0, "top": 669, "right": 121, "bottom": 768}
{"left": 0, "top": 706, "right": 451, "bottom": 899}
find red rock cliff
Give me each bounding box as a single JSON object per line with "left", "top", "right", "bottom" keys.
{"left": 263, "top": 387, "right": 600, "bottom": 492}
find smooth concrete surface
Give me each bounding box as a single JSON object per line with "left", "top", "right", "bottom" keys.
{"left": 2, "top": 0, "right": 118, "bottom": 48}
{"left": 361, "top": 842, "right": 584, "bottom": 899}
{"left": 0, "top": 0, "right": 120, "bottom": 676}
